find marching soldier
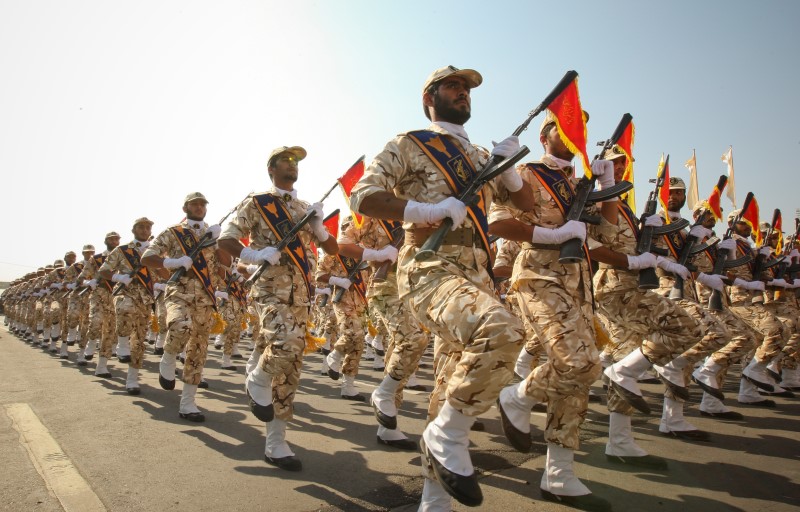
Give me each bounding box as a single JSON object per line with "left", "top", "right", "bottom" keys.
{"left": 65, "top": 245, "right": 95, "bottom": 365}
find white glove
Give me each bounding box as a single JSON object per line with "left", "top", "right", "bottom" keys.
{"left": 50, "top": 283, "right": 63, "bottom": 289}
{"left": 214, "top": 291, "right": 229, "bottom": 300}
{"left": 689, "top": 225, "right": 713, "bottom": 240}
{"left": 592, "top": 160, "right": 615, "bottom": 193}
{"left": 84, "top": 279, "right": 97, "bottom": 289}
{"left": 315, "top": 286, "right": 332, "bottom": 296}
{"left": 643, "top": 215, "right": 664, "bottom": 228}
{"left": 328, "top": 276, "right": 352, "bottom": 290}
{"left": 768, "top": 278, "right": 788, "bottom": 288}
{"left": 627, "top": 252, "right": 658, "bottom": 270}
{"left": 306, "top": 202, "right": 329, "bottom": 241}
{"left": 789, "top": 248, "right": 800, "bottom": 263}
{"left": 697, "top": 272, "right": 725, "bottom": 292}
{"left": 491, "top": 136, "right": 523, "bottom": 192}
{"left": 230, "top": 269, "right": 244, "bottom": 282}
{"left": 111, "top": 273, "right": 133, "bottom": 286}
{"left": 362, "top": 245, "right": 398, "bottom": 263}
{"left": 656, "top": 256, "right": 691, "bottom": 279}
{"left": 153, "top": 283, "right": 166, "bottom": 292}
{"left": 733, "top": 278, "right": 765, "bottom": 292}
{"left": 758, "top": 246, "right": 773, "bottom": 257}
{"left": 239, "top": 246, "right": 281, "bottom": 266}
{"left": 207, "top": 224, "right": 222, "bottom": 240}
{"left": 163, "top": 256, "right": 193, "bottom": 270}
{"left": 531, "top": 220, "right": 586, "bottom": 245}
{"left": 404, "top": 198, "right": 468, "bottom": 230}
{"left": 718, "top": 238, "right": 737, "bottom": 255}
{"left": 66, "top": 283, "right": 77, "bottom": 290}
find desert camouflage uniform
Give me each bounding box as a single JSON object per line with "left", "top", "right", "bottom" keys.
{"left": 45, "top": 266, "right": 69, "bottom": 341}
{"left": 143, "top": 221, "right": 223, "bottom": 385}
{"left": 763, "top": 263, "right": 800, "bottom": 370}
{"left": 100, "top": 240, "right": 154, "bottom": 369}
{"left": 218, "top": 274, "right": 247, "bottom": 356}
{"left": 220, "top": 187, "right": 327, "bottom": 421}
{"left": 65, "top": 259, "right": 90, "bottom": 346}
{"left": 79, "top": 253, "right": 116, "bottom": 358}
{"left": 350, "top": 123, "right": 524, "bottom": 419}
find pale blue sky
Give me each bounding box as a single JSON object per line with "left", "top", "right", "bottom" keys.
{"left": 1, "top": 0, "right": 798, "bottom": 281}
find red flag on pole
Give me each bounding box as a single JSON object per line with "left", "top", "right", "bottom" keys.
{"left": 740, "top": 193, "right": 761, "bottom": 246}
{"left": 544, "top": 76, "right": 592, "bottom": 178}
{"left": 337, "top": 156, "right": 366, "bottom": 228}
{"left": 657, "top": 154, "right": 671, "bottom": 222}
{"left": 773, "top": 210, "right": 783, "bottom": 254}
{"left": 701, "top": 175, "right": 727, "bottom": 221}
{"left": 616, "top": 121, "right": 635, "bottom": 210}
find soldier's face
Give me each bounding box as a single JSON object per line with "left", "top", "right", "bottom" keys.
{"left": 65, "top": 254, "right": 77, "bottom": 266}
{"left": 106, "top": 237, "right": 120, "bottom": 250}
{"left": 426, "top": 77, "right": 471, "bottom": 125}
{"left": 733, "top": 221, "right": 751, "bottom": 238}
{"left": 133, "top": 224, "right": 151, "bottom": 242}
{"left": 668, "top": 189, "right": 686, "bottom": 212}
{"left": 183, "top": 200, "right": 207, "bottom": 221}
{"left": 269, "top": 155, "right": 299, "bottom": 185}
{"left": 612, "top": 158, "right": 626, "bottom": 182}
{"left": 541, "top": 124, "right": 574, "bottom": 161}
{"left": 82, "top": 250, "right": 95, "bottom": 260}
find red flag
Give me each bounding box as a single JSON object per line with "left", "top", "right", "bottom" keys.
{"left": 240, "top": 237, "right": 250, "bottom": 247}
{"left": 310, "top": 209, "right": 340, "bottom": 255}
{"left": 544, "top": 76, "right": 591, "bottom": 177}
{"left": 657, "top": 154, "right": 671, "bottom": 221}
{"left": 703, "top": 175, "right": 727, "bottom": 221}
{"left": 616, "top": 121, "right": 635, "bottom": 210}
{"left": 773, "top": 210, "right": 783, "bottom": 254}
{"left": 337, "top": 156, "right": 366, "bottom": 228}
{"left": 740, "top": 193, "right": 761, "bottom": 246}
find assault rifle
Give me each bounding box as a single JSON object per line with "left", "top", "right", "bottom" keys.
{"left": 708, "top": 192, "right": 756, "bottom": 312}
{"left": 371, "top": 225, "right": 405, "bottom": 283}
{"left": 332, "top": 260, "right": 370, "bottom": 304}
{"left": 669, "top": 175, "right": 727, "bottom": 300}
{"left": 636, "top": 155, "right": 690, "bottom": 289}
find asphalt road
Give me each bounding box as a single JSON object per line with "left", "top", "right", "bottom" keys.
{"left": 1, "top": 319, "right": 798, "bottom": 512}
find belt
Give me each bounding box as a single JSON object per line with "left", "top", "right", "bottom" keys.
{"left": 521, "top": 242, "right": 561, "bottom": 251}
{"left": 405, "top": 226, "right": 481, "bottom": 248}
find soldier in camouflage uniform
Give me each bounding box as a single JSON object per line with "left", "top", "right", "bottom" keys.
{"left": 219, "top": 146, "right": 338, "bottom": 471}
{"left": 99, "top": 218, "right": 156, "bottom": 395}
{"left": 65, "top": 245, "right": 95, "bottom": 365}
{"left": 142, "top": 192, "right": 227, "bottom": 421}
{"left": 351, "top": 66, "right": 533, "bottom": 509}
{"left": 44, "top": 258, "right": 69, "bottom": 354}
{"left": 215, "top": 266, "right": 248, "bottom": 370}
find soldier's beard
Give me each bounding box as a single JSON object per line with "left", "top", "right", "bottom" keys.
{"left": 433, "top": 95, "right": 471, "bottom": 125}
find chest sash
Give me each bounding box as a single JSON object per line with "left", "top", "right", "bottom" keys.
{"left": 169, "top": 226, "right": 217, "bottom": 306}
{"left": 119, "top": 245, "right": 153, "bottom": 295}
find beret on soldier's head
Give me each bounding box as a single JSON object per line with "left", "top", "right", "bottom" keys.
{"left": 82, "top": 244, "right": 95, "bottom": 252}
{"left": 669, "top": 177, "right": 686, "bottom": 190}
{"left": 105, "top": 231, "right": 121, "bottom": 240}
{"left": 422, "top": 65, "right": 483, "bottom": 93}
{"left": 602, "top": 144, "right": 631, "bottom": 161}
{"left": 64, "top": 251, "right": 76, "bottom": 257}
{"left": 133, "top": 217, "right": 154, "bottom": 228}
{"left": 53, "top": 260, "right": 65, "bottom": 268}
{"left": 268, "top": 146, "right": 307, "bottom": 167}
{"left": 183, "top": 192, "right": 208, "bottom": 205}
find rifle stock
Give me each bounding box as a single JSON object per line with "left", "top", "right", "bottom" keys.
{"left": 373, "top": 226, "right": 405, "bottom": 283}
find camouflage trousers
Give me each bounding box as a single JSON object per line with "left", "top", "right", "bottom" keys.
{"left": 155, "top": 293, "right": 167, "bottom": 334}
{"left": 49, "top": 297, "right": 68, "bottom": 339}
{"left": 705, "top": 307, "right": 760, "bottom": 370}
{"left": 164, "top": 299, "right": 214, "bottom": 386}
{"left": 88, "top": 289, "right": 116, "bottom": 357}
{"left": 220, "top": 300, "right": 245, "bottom": 355}
{"left": 507, "top": 291, "right": 544, "bottom": 367}
{"left": 247, "top": 303, "right": 261, "bottom": 345}
{"left": 728, "top": 300, "right": 788, "bottom": 363}
{"left": 332, "top": 293, "right": 366, "bottom": 378}
{"left": 113, "top": 295, "right": 150, "bottom": 369}
{"left": 597, "top": 288, "right": 702, "bottom": 416}
{"left": 67, "top": 294, "right": 90, "bottom": 346}
{"left": 320, "top": 305, "right": 338, "bottom": 346}
{"left": 253, "top": 296, "right": 308, "bottom": 422}
{"left": 764, "top": 302, "right": 799, "bottom": 369}
{"left": 515, "top": 275, "right": 600, "bottom": 450}
{"left": 403, "top": 270, "right": 524, "bottom": 419}
{"left": 370, "top": 291, "right": 428, "bottom": 397}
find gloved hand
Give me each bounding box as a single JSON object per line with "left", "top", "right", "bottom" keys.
{"left": 697, "top": 272, "right": 725, "bottom": 292}
{"left": 404, "top": 197, "right": 468, "bottom": 230}
{"left": 733, "top": 278, "right": 765, "bottom": 292}
{"left": 153, "top": 283, "right": 166, "bottom": 292}
{"left": 657, "top": 256, "right": 691, "bottom": 280}
{"left": 643, "top": 214, "right": 664, "bottom": 228}
{"left": 112, "top": 274, "right": 133, "bottom": 286}
{"left": 84, "top": 279, "right": 98, "bottom": 289}
{"left": 245, "top": 264, "right": 259, "bottom": 275}
{"left": 50, "top": 283, "right": 63, "bottom": 289}
{"left": 627, "top": 252, "right": 658, "bottom": 270}
{"left": 789, "top": 248, "right": 800, "bottom": 263}
{"left": 230, "top": 269, "right": 244, "bottom": 282}
{"left": 718, "top": 238, "right": 737, "bottom": 255}
{"left": 689, "top": 225, "right": 713, "bottom": 240}
{"left": 239, "top": 246, "right": 281, "bottom": 266}
{"left": 315, "top": 287, "right": 332, "bottom": 296}
{"left": 214, "top": 291, "right": 229, "bottom": 300}
{"left": 758, "top": 246, "right": 773, "bottom": 257}
{"left": 491, "top": 136, "right": 524, "bottom": 192}
{"left": 306, "top": 202, "right": 329, "bottom": 241}
{"left": 531, "top": 220, "right": 586, "bottom": 245}
{"left": 592, "top": 160, "right": 615, "bottom": 193}
{"left": 362, "top": 245, "right": 398, "bottom": 263}
{"left": 207, "top": 224, "right": 222, "bottom": 240}
{"left": 768, "top": 278, "right": 789, "bottom": 288}
{"left": 328, "top": 276, "right": 352, "bottom": 290}
{"left": 163, "top": 256, "right": 193, "bottom": 270}
{"left": 66, "top": 283, "right": 77, "bottom": 290}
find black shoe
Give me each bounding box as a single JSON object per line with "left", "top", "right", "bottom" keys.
{"left": 264, "top": 455, "right": 302, "bottom": 472}
{"left": 153, "top": 347, "right": 164, "bottom": 356}
{"left": 637, "top": 376, "right": 661, "bottom": 385}
{"left": 470, "top": 420, "right": 486, "bottom": 432}
{"left": 377, "top": 436, "right": 417, "bottom": 451}
{"left": 77, "top": 360, "right": 88, "bottom": 367}
{"left": 118, "top": 355, "right": 131, "bottom": 363}
{"left": 198, "top": 380, "right": 209, "bottom": 389}
{"left": 247, "top": 389, "right": 274, "bottom": 422}
{"left": 743, "top": 375, "right": 774, "bottom": 392}
{"left": 159, "top": 374, "right": 176, "bottom": 390}
{"left": 179, "top": 412, "right": 205, "bottom": 422}
{"left": 126, "top": 387, "right": 141, "bottom": 396}
{"left": 661, "top": 429, "right": 711, "bottom": 442}
{"left": 341, "top": 394, "right": 366, "bottom": 402}
{"left": 609, "top": 381, "right": 651, "bottom": 415}
{"left": 178, "top": 355, "right": 185, "bottom": 364}
{"left": 49, "top": 348, "right": 57, "bottom": 353}
{"left": 760, "top": 389, "right": 795, "bottom": 398}
{"left": 605, "top": 453, "right": 668, "bottom": 470}
{"left": 691, "top": 376, "right": 725, "bottom": 401}
{"left": 738, "top": 399, "right": 776, "bottom": 408}
{"left": 532, "top": 402, "right": 548, "bottom": 413}
{"left": 405, "top": 384, "right": 428, "bottom": 392}
{"left": 67, "top": 341, "right": 75, "bottom": 346}
{"left": 363, "top": 355, "right": 374, "bottom": 361}
{"left": 320, "top": 348, "right": 330, "bottom": 356}
{"left": 59, "top": 355, "right": 68, "bottom": 360}
{"left": 375, "top": 349, "right": 385, "bottom": 357}
{"left": 372, "top": 400, "right": 397, "bottom": 430}
{"left": 766, "top": 368, "right": 782, "bottom": 383}
{"left": 700, "top": 410, "right": 744, "bottom": 420}
{"left": 588, "top": 393, "right": 603, "bottom": 403}
{"left": 658, "top": 375, "right": 690, "bottom": 401}
{"left": 420, "top": 438, "right": 482, "bottom": 507}
{"left": 231, "top": 354, "right": 244, "bottom": 359}
{"left": 327, "top": 369, "right": 340, "bottom": 381}
{"left": 497, "top": 397, "right": 532, "bottom": 453}
{"left": 85, "top": 354, "right": 94, "bottom": 361}
{"left": 147, "top": 339, "right": 155, "bottom": 345}
{"left": 541, "top": 489, "right": 612, "bottom": 512}
{"left": 221, "top": 365, "right": 237, "bottom": 371}
{"left": 373, "top": 366, "right": 386, "bottom": 372}
{"left": 95, "top": 372, "right": 112, "bottom": 379}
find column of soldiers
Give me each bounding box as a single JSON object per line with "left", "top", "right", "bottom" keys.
{"left": 3, "top": 64, "right": 800, "bottom": 512}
